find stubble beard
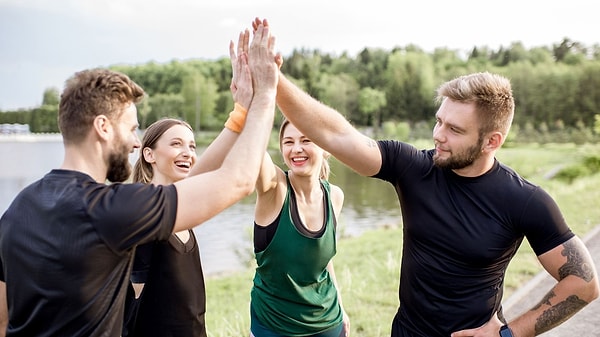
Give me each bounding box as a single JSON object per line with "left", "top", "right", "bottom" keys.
{"left": 433, "top": 137, "right": 484, "bottom": 170}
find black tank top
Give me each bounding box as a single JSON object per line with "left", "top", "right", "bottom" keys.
{"left": 132, "top": 230, "right": 207, "bottom": 337}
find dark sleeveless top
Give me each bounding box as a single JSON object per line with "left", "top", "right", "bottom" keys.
{"left": 130, "top": 230, "right": 207, "bottom": 337}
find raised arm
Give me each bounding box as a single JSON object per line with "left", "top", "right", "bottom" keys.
{"left": 249, "top": 17, "right": 381, "bottom": 177}
{"left": 172, "top": 23, "right": 278, "bottom": 232}
{"left": 192, "top": 30, "right": 252, "bottom": 175}
{"left": 276, "top": 74, "right": 381, "bottom": 177}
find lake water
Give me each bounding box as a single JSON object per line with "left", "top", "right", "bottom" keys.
{"left": 0, "top": 134, "right": 402, "bottom": 276}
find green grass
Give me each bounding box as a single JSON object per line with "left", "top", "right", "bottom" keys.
{"left": 203, "top": 142, "right": 600, "bottom": 337}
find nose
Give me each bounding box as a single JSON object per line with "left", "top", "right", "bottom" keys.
{"left": 432, "top": 125, "right": 444, "bottom": 144}
{"left": 182, "top": 148, "right": 192, "bottom": 157}
{"left": 132, "top": 136, "right": 142, "bottom": 151}
{"left": 292, "top": 141, "right": 303, "bottom": 153}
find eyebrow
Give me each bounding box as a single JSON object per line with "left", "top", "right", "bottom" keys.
{"left": 169, "top": 136, "right": 194, "bottom": 143}
{"left": 436, "top": 115, "right": 467, "bottom": 134}
{"left": 448, "top": 122, "right": 467, "bottom": 133}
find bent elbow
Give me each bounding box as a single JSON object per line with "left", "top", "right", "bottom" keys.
{"left": 590, "top": 276, "right": 600, "bottom": 302}
{"left": 580, "top": 274, "right": 600, "bottom": 305}
{"left": 231, "top": 172, "right": 257, "bottom": 198}
{"left": 239, "top": 180, "right": 256, "bottom": 197}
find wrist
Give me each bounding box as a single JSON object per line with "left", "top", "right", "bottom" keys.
{"left": 499, "top": 324, "right": 514, "bottom": 337}
{"left": 224, "top": 103, "right": 248, "bottom": 133}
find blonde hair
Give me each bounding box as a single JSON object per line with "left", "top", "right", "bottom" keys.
{"left": 436, "top": 72, "right": 515, "bottom": 137}
{"left": 132, "top": 118, "right": 193, "bottom": 184}
{"left": 279, "top": 118, "right": 330, "bottom": 180}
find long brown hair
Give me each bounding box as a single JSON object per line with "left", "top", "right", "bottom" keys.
{"left": 132, "top": 118, "right": 193, "bottom": 184}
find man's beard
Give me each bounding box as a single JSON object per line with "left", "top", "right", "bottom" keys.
{"left": 106, "top": 136, "right": 132, "bottom": 183}
{"left": 433, "top": 137, "right": 484, "bottom": 170}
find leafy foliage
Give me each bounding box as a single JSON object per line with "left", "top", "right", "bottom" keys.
{"left": 2, "top": 38, "right": 600, "bottom": 140}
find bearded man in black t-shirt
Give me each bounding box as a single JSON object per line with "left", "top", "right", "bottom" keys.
{"left": 272, "top": 64, "right": 599, "bottom": 337}
{"left": 0, "top": 22, "right": 279, "bottom": 337}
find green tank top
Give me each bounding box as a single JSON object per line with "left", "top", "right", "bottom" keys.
{"left": 251, "top": 175, "right": 342, "bottom": 336}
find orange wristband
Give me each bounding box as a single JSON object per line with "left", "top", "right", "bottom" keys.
{"left": 224, "top": 103, "right": 248, "bottom": 133}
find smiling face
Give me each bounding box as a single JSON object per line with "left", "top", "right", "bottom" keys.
{"left": 432, "top": 98, "right": 486, "bottom": 171}
{"left": 143, "top": 124, "right": 197, "bottom": 185}
{"left": 280, "top": 122, "right": 326, "bottom": 178}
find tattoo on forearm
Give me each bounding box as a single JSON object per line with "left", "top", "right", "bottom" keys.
{"left": 558, "top": 240, "right": 594, "bottom": 282}
{"left": 532, "top": 290, "right": 556, "bottom": 310}
{"left": 534, "top": 295, "right": 587, "bottom": 335}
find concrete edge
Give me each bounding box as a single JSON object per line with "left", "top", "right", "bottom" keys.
{"left": 503, "top": 224, "right": 600, "bottom": 312}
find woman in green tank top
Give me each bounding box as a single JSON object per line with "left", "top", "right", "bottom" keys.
{"left": 250, "top": 118, "right": 349, "bottom": 337}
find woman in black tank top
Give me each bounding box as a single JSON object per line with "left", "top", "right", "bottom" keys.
{"left": 123, "top": 118, "right": 207, "bottom": 337}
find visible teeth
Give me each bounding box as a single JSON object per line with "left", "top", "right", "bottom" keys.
{"left": 292, "top": 157, "right": 307, "bottom": 162}
{"left": 175, "top": 161, "right": 190, "bottom": 168}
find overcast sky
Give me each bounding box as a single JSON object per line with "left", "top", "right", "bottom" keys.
{"left": 0, "top": 0, "right": 598, "bottom": 110}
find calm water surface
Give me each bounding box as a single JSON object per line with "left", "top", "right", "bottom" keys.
{"left": 0, "top": 134, "right": 401, "bottom": 276}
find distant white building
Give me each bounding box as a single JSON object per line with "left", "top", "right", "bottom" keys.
{"left": 0, "top": 123, "right": 30, "bottom": 135}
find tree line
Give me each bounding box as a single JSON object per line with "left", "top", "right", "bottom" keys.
{"left": 2, "top": 37, "right": 600, "bottom": 143}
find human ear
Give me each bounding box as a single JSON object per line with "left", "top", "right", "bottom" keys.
{"left": 143, "top": 147, "right": 155, "bottom": 163}
{"left": 93, "top": 115, "right": 111, "bottom": 141}
{"left": 485, "top": 132, "right": 504, "bottom": 151}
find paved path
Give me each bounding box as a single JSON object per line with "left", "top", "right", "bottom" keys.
{"left": 503, "top": 225, "right": 600, "bottom": 336}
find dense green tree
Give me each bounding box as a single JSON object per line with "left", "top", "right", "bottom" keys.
{"left": 111, "top": 61, "right": 189, "bottom": 96}
{"left": 432, "top": 47, "right": 466, "bottom": 73}
{"left": 385, "top": 50, "right": 436, "bottom": 123}
{"left": 42, "top": 88, "right": 60, "bottom": 107}
{"left": 553, "top": 37, "right": 587, "bottom": 63}
{"left": 2, "top": 37, "right": 600, "bottom": 144}
{"left": 527, "top": 46, "right": 554, "bottom": 64}
{"left": 146, "top": 93, "right": 185, "bottom": 126}
{"left": 358, "top": 87, "right": 387, "bottom": 127}
{"left": 137, "top": 96, "right": 152, "bottom": 130}
{"left": 29, "top": 105, "right": 58, "bottom": 133}
{"left": 314, "top": 73, "right": 359, "bottom": 122}
{"left": 506, "top": 62, "right": 542, "bottom": 126}
{"left": 356, "top": 48, "right": 389, "bottom": 89}
{"left": 181, "top": 72, "right": 218, "bottom": 131}
{"left": 575, "top": 62, "right": 600, "bottom": 127}
{"left": 282, "top": 49, "right": 323, "bottom": 96}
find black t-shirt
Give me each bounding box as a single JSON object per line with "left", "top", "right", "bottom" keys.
{"left": 374, "top": 141, "right": 573, "bottom": 337}
{"left": 0, "top": 169, "right": 177, "bottom": 337}
{"left": 128, "top": 230, "right": 207, "bottom": 337}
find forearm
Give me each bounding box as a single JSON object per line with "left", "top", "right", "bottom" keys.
{"left": 190, "top": 128, "right": 239, "bottom": 176}
{"left": 277, "top": 74, "right": 351, "bottom": 143}
{"left": 508, "top": 238, "right": 599, "bottom": 337}
{"left": 277, "top": 73, "right": 382, "bottom": 176}
{"left": 509, "top": 276, "right": 597, "bottom": 337}
{"left": 223, "top": 93, "right": 276, "bottom": 189}
{"left": 172, "top": 94, "right": 275, "bottom": 232}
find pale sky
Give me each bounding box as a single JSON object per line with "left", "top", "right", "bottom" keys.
{"left": 0, "top": 0, "right": 598, "bottom": 110}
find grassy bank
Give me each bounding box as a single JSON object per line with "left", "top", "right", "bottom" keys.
{"left": 203, "top": 142, "right": 600, "bottom": 337}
